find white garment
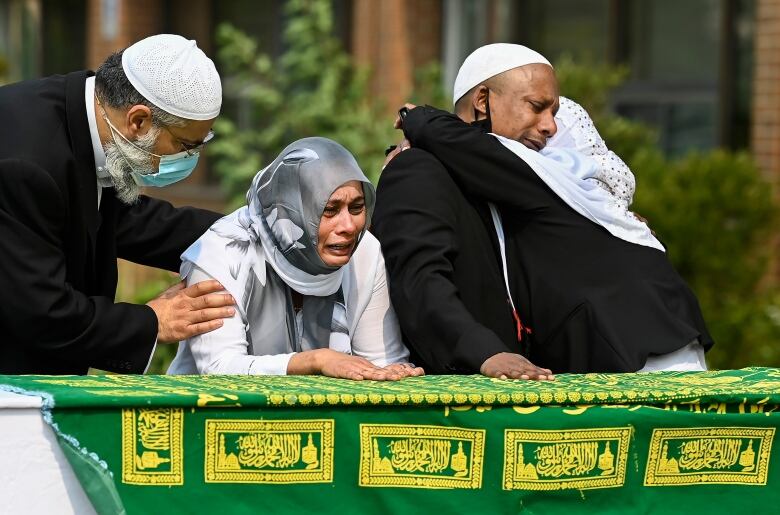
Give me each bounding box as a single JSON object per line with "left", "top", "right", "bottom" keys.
{"left": 122, "top": 34, "right": 222, "bottom": 121}
{"left": 84, "top": 76, "right": 110, "bottom": 208}
{"left": 548, "top": 96, "right": 636, "bottom": 212}
{"left": 452, "top": 43, "right": 552, "bottom": 105}
{"left": 639, "top": 342, "right": 708, "bottom": 372}
{"left": 493, "top": 134, "right": 665, "bottom": 252}
{"left": 0, "top": 392, "right": 95, "bottom": 514}
{"left": 167, "top": 232, "right": 409, "bottom": 375}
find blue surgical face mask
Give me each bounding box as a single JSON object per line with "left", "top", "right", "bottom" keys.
{"left": 100, "top": 107, "right": 200, "bottom": 187}
{"left": 132, "top": 151, "right": 199, "bottom": 187}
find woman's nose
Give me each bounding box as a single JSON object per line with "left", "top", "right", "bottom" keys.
{"left": 336, "top": 210, "right": 357, "bottom": 234}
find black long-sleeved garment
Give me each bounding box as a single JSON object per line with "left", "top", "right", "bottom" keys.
{"left": 0, "top": 71, "right": 221, "bottom": 374}
{"left": 373, "top": 148, "right": 521, "bottom": 374}
{"left": 400, "top": 106, "right": 713, "bottom": 373}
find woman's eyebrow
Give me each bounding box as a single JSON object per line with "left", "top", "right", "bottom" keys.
{"left": 327, "top": 194, "right": 365, "bottom": 206}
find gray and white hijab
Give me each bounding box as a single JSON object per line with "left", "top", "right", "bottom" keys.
{"left": 181, "top": 137, "right": 375, "bottom": 356}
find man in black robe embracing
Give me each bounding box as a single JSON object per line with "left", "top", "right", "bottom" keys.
{"left": 374, "top": 44, "right": 712, "bottom": 376}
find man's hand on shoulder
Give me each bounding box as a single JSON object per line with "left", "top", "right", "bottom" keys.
{"left": 393, "top": 103, "right": 418, "bottom": 129}
{"left": 381, "top": 102, "right": 420, "bottom": 169}
{"left": 480, "top": 352, "right": 554, "bottom": 381}
{"left": 147, "top": 280, "right": 236, "bottom": 343}
{"left": 382, "top": 138, "right": 411, "bottom": 169}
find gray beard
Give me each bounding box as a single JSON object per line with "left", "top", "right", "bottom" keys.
{"left": 103, "top": 127, "right": 160, "bottom": 205}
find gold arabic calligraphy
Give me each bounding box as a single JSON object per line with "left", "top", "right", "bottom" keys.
{"left": 387, "top": 438, "right": 451, "bottom": 474}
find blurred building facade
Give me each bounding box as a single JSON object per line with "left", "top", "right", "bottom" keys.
{"left": 1, "top": 0, "right": 778, "bottom": 293}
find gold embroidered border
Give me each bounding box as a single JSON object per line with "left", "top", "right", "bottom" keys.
{"left": 121, "top": 408, "right": 184, "bottom": 485}
{"left": 358, "top": 424, "right": 485, "bottom": 489}
{"left": 644, "top": 426, "right": 775, "bottom": 486}
{"left": 503, "top": 427, "right": 632, "bottom": 491}
{"left": 204, "top": 419, "right": 334, "bottom": 484}
{"left": 31, "top": 368, "right": 780, "bottom": 407}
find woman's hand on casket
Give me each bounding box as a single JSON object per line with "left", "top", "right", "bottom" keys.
{"left": 381, "top": 362, "right": 425, "bottom": 378}
{"left": 288, "top": 349, "right": 417, "bottom": 381}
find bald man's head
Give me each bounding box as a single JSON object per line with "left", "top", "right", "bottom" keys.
{"left": 455, "top": 63, "right": 560, "bottom": 151}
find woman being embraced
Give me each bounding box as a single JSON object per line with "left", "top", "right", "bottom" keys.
{"left": 168, "top": 137, "right": 422, "bottom": 380}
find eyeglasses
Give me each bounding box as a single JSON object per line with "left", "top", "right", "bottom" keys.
{"left": 164, "top": 127, "right": 215, "bottom": 156}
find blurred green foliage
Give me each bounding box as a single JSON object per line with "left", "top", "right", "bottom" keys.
{"left": 211, "top": 0, "right": 449, "bottom": 206}
{"left": 632, "top": 149, "right": 778, "bottom": 368}
{"left": 0, "top": 55, "right": 7, "bottom": 85}
{"left": 136, "top": 0, "right": 778, "bottom": 374}
{"left": 211, "top": 0, "right": 395, "bottom": 206}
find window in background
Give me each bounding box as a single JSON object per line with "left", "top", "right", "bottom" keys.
{"left": 612, "top": 0, "right": 722, "bottom": 156}
{"left": 613, "top": 0, "right": 754, "bottom": 155}
{"left": 516, "top": 0, "right": 610, "bottom": 64}
{"left": 726, "top": 0, "right": 755, "bottom": 151}
{"left": 443, "top": 0, "right": 487, "bottom": 94}
{"left": 624, "top": 0, "right": 721, "bottom": 82}
{"left": 441, "top": 0, "right": 753, "bottom": 156}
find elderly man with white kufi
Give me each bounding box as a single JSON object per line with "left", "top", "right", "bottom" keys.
{"left": 383, "top": 43, "right": 713, "bottom": 376}
{"left": 0, "top": 34, "right": 236, "bottom": 375}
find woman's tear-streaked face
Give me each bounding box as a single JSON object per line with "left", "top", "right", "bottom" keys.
{"left": 317, "top": 180, "right": 366, "bottom": 267}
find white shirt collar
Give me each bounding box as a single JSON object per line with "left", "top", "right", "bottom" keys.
{"left": 84, "top": 77, "right": 111, "bottom": 188}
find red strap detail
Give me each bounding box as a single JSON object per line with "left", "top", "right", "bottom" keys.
{"left": 511, "top": 306, "right": 532, "bottom": 342}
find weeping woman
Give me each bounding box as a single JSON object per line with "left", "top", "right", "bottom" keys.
{"left": 168, "top": 137, "right": 423, "bottom": 380}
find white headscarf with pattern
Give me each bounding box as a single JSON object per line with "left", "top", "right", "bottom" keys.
{"left": 493, "top": 96, "right": 664, "bottom": 252}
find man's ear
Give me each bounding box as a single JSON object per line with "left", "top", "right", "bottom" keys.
{"left": 471, "top": 85, "right": 490, "bottom": 120}
{"left": 125, "top": 105, "right": 154, "bottom": 138}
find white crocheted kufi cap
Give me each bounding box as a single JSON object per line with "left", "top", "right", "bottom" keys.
{"left": 122, "top": 34, "right": 222, "bottom": 121}
{"left": 452, "top": 43, "right": 552, "bottom": 105}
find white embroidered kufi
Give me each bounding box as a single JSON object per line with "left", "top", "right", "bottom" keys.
{"left": 452, "top": 43, "right": 552, "bottom": 105}
{"left": 122, "top": 34, "right": 222, "bottom": 120}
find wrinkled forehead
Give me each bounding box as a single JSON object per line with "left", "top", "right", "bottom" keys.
{"left": 326, "top": 180, "right": 366, "bottom": 201}
{"left": 504, "top": 64, "right": 559, "bottom": 101}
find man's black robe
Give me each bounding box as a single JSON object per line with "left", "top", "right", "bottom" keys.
{"left": 401, "top": 106, "right": 713, "bottom": 373}
{"left": 373, "top": 149, "right": 521, "bottom": 374}
{"left": 0, "top": 71, "right": 221, "bottom": 374}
